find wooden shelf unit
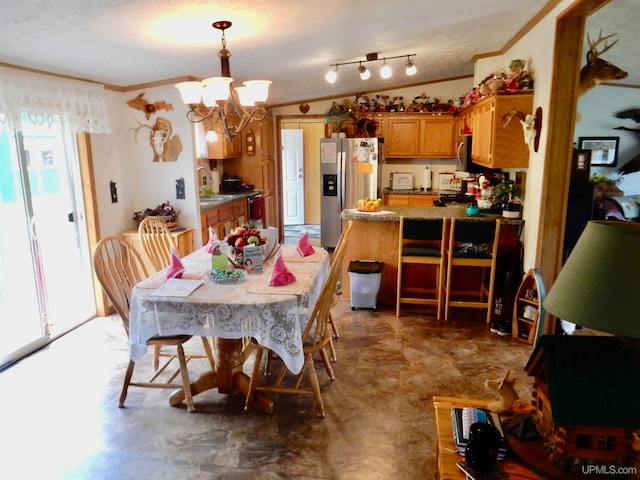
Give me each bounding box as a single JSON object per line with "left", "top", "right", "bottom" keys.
{"left": 512, "top": 268, "right": 545, "bottom": 345}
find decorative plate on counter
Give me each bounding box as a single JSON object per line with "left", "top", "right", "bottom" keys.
{"left": 209, "top": 268, "right": 247, "bottom": 284}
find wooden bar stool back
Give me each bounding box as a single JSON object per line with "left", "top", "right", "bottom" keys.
{"left": 444, "top": 218, "right": 501, "bottom": 323}
{"left": 396, "top": 217, "right": 449, "bottom": 319}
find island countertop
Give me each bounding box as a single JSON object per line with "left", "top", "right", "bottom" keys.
{"left": 341, "top": 205, "right": 523, "bottom": 225}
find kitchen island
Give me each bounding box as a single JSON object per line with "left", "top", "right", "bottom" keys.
{"left": 339, "top": 205, "right": 523, "bottom": 305}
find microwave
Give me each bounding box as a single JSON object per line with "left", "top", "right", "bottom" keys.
{"left": 391, "top": 172, "right": 414, "bottom": 190}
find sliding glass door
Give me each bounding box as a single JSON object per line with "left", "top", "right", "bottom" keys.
{"left": 0, "top": 115, "right": 95, "bottom": 368}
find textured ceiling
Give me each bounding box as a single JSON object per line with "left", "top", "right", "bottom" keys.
{"left": 0, "top": 0, "right": 636, "bottom": 106}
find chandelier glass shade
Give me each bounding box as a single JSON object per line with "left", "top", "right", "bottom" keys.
{"left": 175, "top": 21, "right": 271, "bottom": 142}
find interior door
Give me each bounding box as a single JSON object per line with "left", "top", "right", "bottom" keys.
{"left": 281, "top": 129, "right": 304, "bottom": 225}
{"left": 0, "top": 116, "right": 95, "bottom": 368}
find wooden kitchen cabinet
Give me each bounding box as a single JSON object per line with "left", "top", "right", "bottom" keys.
{"left": 381, "top": 114, "right": 456, "bottom": 159}
{"left": 223, "top": 116, "right": 280, "bottom": 231}
{"left": 204, "top": 115, "right": 243, "bottom": 160}
{"left": 459, "top": 93, "right": 533, "bottom": 169}
{"left": 200, "top": 198, "right": 247, "bottom": 245}
{"left": 383, "top": 193, "right": 437, "bottom": 207}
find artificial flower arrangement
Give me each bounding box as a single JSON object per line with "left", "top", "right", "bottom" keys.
{"left": 461, "top": 59, "right": 534, "bottom": 109}
{"left": 353, "top": 92, "right": 459, "bottom": 114}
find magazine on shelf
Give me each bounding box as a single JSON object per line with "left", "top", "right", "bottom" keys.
{"left": 450, "top": 407, "right": 507, "bottom": 460}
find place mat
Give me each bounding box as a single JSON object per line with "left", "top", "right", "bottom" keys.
{"left": 135, "top": 268, "right": 207, "bottom": 289}
{"left": 246, "top": 273, "right": 311, "bottom": 295}
{"left": 346, "top": 208, "right": 394, "bottom": 216}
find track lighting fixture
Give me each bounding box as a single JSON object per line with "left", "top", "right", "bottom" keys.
{"left": 380, "top": 60, "right": 392, "bottom": 79}
{"left": 358, "top": 62, "right": 371, "bottom": 80}
{"left": 405, "top": 56, "right": 417, "bottom": 76}
{"left": 324, "top": 53, "right": 416, "bottom": 83}
{"left": 325, "top": 65, "right": 338, "bottom": 84}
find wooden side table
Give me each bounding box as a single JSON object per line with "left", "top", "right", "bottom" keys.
{"left": 123, "top": 228, "right": 194, "bottom": 273}
{"left": 432, "top": 396, "right": 541, "bottom": 479}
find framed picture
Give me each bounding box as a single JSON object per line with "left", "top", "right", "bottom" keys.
{"left": 578, "top": 136, "right": 619, "bottom": 166}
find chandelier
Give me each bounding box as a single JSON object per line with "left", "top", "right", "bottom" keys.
{"left": 325, "top": 53, "right": 417, "bottom": 84}
{"left": 175, "top": 21, "right": 271, "bottom": 143}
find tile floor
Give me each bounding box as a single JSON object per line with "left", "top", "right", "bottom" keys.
{"left": 0, "top": 300, "right": 535, "bottom": 480}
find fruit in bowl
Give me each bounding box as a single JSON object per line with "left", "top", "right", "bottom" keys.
{"left": 225, "top": 225, "right": 266, "bottom": 248}
{"left": 357, "top": 197, "right": 382, "bottom": 212}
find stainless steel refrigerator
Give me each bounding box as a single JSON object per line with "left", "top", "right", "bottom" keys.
{"left": 320, "top": 137, "right": 383, "bottom": 248}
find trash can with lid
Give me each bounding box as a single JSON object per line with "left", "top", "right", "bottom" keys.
{"left": 348, "top": 260, "right": 383, "bottom": 310}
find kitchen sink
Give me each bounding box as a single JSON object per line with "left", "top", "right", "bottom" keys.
{"left": 200, "top": 194, "right": 238, "bottom": 202}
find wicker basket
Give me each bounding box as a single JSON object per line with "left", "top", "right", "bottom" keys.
{"left": 134, "top": 210, "right": 180, "bottom": 230}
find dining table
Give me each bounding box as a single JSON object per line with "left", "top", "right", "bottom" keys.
{"left": 128, "top": 243, "right": 330, "bottom": 413}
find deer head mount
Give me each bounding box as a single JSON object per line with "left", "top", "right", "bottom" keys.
{"left": 578, "top": 30, "right": 628, "bottom": 96}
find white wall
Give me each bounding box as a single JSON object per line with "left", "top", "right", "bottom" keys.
{"left": 92, "top": 85, "right": 201, "bottom": 246}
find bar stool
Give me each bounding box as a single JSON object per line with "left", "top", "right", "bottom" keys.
{"left": 396, "top": 217, "right": 449, "bottom": 319}
{"left": 444, "top": 218, "right": 501, "bottom": 323}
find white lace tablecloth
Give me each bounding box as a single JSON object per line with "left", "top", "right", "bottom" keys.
{"left": 128, "top": 245, "right": 329, "bottom": 375}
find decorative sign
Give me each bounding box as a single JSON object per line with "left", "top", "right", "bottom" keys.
{"left": 127, "top": 93, "right": 173, "bottom": 119}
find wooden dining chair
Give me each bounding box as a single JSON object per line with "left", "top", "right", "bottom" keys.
{"left": 137, "top": 216, "right": 177, "bottom": 273}
{"left": 93, "top": 235, "right": 214, "bottom": 412}
{"left": 245, "top": 233, "right": 349, "bottom": 418}
{"left": 396, "top": 217, "right": 449, "bottom": 319}
{"left": 327, "top": 219, "right": 353, "bottom": 361}
{"left": 444, "top": 218, "right": 501, "bottom": 323}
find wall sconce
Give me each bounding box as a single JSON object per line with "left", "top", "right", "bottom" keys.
{"left": 325, "top": 53, "right": 416, "bottom": 83}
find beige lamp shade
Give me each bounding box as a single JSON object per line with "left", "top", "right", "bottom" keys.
{"left": 543, "top": 221, "right": 640, "bottom": 338}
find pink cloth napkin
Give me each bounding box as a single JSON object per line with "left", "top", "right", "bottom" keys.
{"left": 166, "top": 247, "right": 185, "bottom": 279}
{"left": 205, "top": 226, "right": 219, "bottom": 254}
{"left": 296, "top": 231, "right": 315, "bottom": 257}
{"left": 268, "top": 252, "right": 296, "bottom": 286}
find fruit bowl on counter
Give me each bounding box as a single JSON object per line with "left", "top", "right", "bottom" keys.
{"left": 356, "top": 197, "right": 382, "bottom": 212}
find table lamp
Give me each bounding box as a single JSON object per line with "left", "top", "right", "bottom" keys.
{"left": 543, "top": 220, "right": 640, "bottom": 338}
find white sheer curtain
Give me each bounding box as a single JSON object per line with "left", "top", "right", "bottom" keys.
{"left": 0, "top": 66, "right": 111, "bottom": 134}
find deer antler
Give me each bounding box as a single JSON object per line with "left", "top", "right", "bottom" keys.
{"left": 132, "top": 120, "right": 151, "bottom": 143}
{"left": 500, "top": 108, "right": 525, "bottom": 127}
{"left": 587, "top": 30, "right": 619, "bottom": 60}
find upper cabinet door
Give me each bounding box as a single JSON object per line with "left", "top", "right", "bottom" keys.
{"left": 380, "top": 114, "right": 455, "bottom": 159}
{"left": 205, "top": 114, "right": 243, "bottom": 159}
{"left": 384, "top": 117, "right": 421, "bottom": 157}
{"left": 419, "top": 117, "right": 456, "bottom": 158}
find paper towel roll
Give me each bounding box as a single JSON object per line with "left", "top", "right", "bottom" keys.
{"left": 422, "top": 166, "right": 432, "bottom": 190}
{"left": 211, "top": 168, "right": 220, "bottom": 194}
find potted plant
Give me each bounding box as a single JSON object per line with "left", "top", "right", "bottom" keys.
{"left": 493, "top": 179, "right": 522, "bottom": 218}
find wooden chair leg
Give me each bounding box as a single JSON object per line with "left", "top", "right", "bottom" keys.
{"left": 306, "top": 354, "right": 325, "bottom": 418}
{"left": 153, "top": 344, "right": 161, "bottom": 371}
{"left": 245, "top": 348, "right": 264, "bottom": 411}
{"left": 328, "top": 335, "right": 337, "bottom": 363}
{"left": 118, "top": 360, "right": 136, "bottom": 408}
{"left": 328, "top": 312, "right": 339, "bottom": 338}
{"left": 176, "top": 344, "right": 194, "bottom": 412}
{"left": 319, "top": 347, "right": 335, "bottom": 381}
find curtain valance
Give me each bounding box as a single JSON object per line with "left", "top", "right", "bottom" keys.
{"left": 0, "top": 66, "right": 111, "bottom": 134}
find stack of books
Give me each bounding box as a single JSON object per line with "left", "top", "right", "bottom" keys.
{"left": 450, "top": 407, "right": 507, "bottom": 460}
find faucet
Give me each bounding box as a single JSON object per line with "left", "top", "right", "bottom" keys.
{"left": 196, "top": 166, "right": 213, "bottom": 194}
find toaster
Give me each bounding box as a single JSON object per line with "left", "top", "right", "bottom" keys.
{"left": 391, "top": 172, "right": 414, "bottom": 190}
